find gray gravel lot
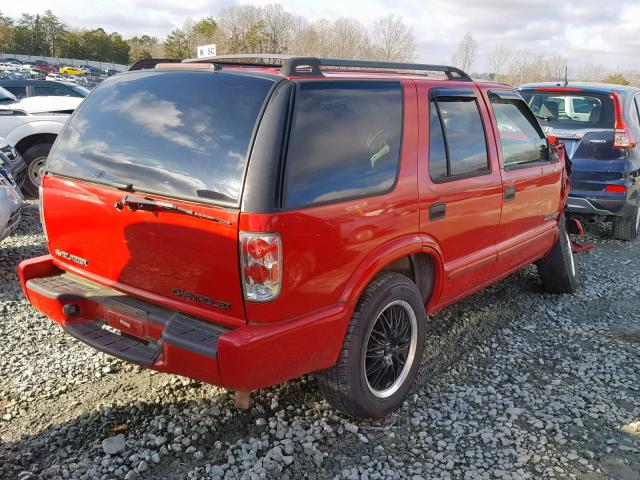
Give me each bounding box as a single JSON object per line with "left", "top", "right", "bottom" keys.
{"left": 1, "top": 201, "right": 639, "bottom": 480}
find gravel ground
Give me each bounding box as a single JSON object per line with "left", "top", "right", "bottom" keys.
{"left": 1, "top": 200, "right": 639, "bottom": 480}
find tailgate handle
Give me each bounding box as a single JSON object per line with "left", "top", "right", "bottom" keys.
{"left": 504, "top": 187, "right": 516, "bottom": 201}
{"left": 429, "top": 202, "right": 446, "bottom": 221}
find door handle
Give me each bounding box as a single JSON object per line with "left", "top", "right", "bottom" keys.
{"left": 429, "top": 202, "right": 446, "bottom": 221}
{"left": 504, "top": 187, "right": 516, "bottom": 201}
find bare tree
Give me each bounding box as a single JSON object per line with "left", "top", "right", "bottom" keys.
{"left": 451, "top": 33, "right": 477, "bottom": 73}
{"left": 262, "top": 4, "right": 297, "bottom": 54}
{"left": 504, "top": 49, "right": 569, "bottom": 84}
{"left": 575, "top": 62, "right": 606, "bottom": 82}
{"left": 216, "top": 5, "right": 263, "bottom": 54}
{"left": 331, "top": 17, "right": 370, "bottom": 59}
{"left": 197, "top": 5, "right": 409, "bottom": 62}
{"left": 487, "top": 42, "right": 510, "bottom": 80}
{"left": 294, "top": 19, "right": 334, "bottom": 57}
{"left": 625, "top": 71, "right": 640, "bottom": 87}
{"left": 371, "top": 14, "right": 415, "bottom": 62}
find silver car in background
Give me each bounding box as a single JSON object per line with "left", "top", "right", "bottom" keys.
{"left": 0, "top": 165, "right": 22, "bottom": 243}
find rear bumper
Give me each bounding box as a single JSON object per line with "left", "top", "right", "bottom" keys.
{"left": 567, "top": 193, "right": 637, "bottom": 219}
{"left": 18, "top": 255, "right": 353, "bottom": 390}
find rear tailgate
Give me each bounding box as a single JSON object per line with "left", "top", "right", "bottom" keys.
{"left": 551, "top": 129, "right": 625, "bottom": 192}
{"left": 41, "top": 69, "right": 278, "bottom": 327}
{"left": 42, "top": 175, "right": 245, "bottom": 326}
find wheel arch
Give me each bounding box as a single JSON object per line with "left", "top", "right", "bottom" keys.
{"left": 14, "top": 133, "right": 57, "bottom": 155}
{"left": 339, "top": 235, "right": 444, "bottom": 309}
{"left": 4, "top": 119, "right": 64, "bottom": 154}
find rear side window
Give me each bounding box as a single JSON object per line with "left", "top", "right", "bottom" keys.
{"left": 488, "top": 91, "right": 547, "bottom": 168}
{"left": 47, "top": 71, "right": 274, "bottom": 204}
{"left": 428, "top": 102, "right": 448, "bottom": 180}
{"left": 519, "top": 90, "right": 614, "bottom": 130}
{"left": 34, "top": 86, "right": 70, "bottom": 96}
{"left": 284, "top": 82, "right": 402, "bottom": 208}
{"left": 4, "top": 86, "right": 27, "bottom": 98}
{"left": 429, "top": 96, "right": 489, "bottom": 181}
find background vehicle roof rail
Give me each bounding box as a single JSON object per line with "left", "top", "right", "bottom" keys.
{"left": 181, "top": 54, "right": 472, "bottom": 81}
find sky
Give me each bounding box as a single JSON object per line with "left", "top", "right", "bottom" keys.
{"left": 3, "top": 0, "right": 640, "bottom": 71}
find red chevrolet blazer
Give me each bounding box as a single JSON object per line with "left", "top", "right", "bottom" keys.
{"left": 19, "top": 55, "right": 578, "bottom": 417}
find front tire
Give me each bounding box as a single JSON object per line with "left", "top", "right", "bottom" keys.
{"left": 612, "top": 203, "right": 640, "bottom": 241}
{"left": 317, "top": 272, "right": 426, "bottom": 418}
{"left": 22, "top": 143, "right": 52, "bottom": 197}
{"left": 537, "top": 216, "right": 578, "bottom": 294}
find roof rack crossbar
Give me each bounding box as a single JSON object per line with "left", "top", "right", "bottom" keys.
{"left": 182, "top": 54, "right": 471, "bottom": 81}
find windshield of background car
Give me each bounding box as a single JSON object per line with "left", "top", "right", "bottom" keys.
{"left": 46, "top": 70, "right": 274, "bottom": 204}
{"left": 519, "top": 90, "right": 614, "bottom": 130}
{"left": 71, "top": 85, "right": 90, "bottom": 97}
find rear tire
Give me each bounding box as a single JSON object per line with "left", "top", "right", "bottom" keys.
{"left": 537, "top": 216, "right": 578, "bottom": 294}
{"left": 612, "top": 203, "right": 640, "bottom": 241}
{"left": 317, "top": 272, "right": 426, "bottom": 418}
{"left": 22, "top": 143, "right": 52, "bottom": 197}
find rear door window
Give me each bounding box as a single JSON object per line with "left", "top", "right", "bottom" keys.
{"left": 428, "top": 93, "right": 489, "bottom": 181}
{"left": 284, "top": 81, "right": 402, "bottom": 208}
{"left": 46, "top": 71, "right": 275, "bottom": 204}
{"left": 488, "top": 91, "right": 548, "bottom": 168}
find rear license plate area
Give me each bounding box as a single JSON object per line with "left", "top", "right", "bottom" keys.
{"left": 103, "top": 299, "right": 148, "bottom": 339}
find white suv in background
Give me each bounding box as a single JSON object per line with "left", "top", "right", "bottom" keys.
{"left": 0, "top": 86, "right": 81, "bottom": 196}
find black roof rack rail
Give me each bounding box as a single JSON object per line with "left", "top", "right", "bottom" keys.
{"left": 128, "top": 58, "right": 181, "bottom": 71}
{"left": 182, "top": 54, "right": 472, "bottom": 81}
{"left": 316, "top": 58, "right": 471, "bottom": 81}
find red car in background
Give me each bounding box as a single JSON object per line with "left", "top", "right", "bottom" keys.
{"left": 32, "top": 63, "right": 57, "bottom": 74}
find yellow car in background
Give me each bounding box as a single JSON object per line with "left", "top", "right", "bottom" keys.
{"left": 59, "top": 66, "right": 85, "bottom": 75}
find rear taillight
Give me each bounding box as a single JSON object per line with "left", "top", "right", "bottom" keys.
{"left": 605, "top": 184, "right": 626, "bottom": 193}
{"left": 611, "top": 91, "right": 637, "bottom": 149}
{"left": 240, "top": 232, "right": 281, "bottom": 302}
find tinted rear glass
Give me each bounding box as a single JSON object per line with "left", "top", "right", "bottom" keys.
{"left": 488, "top": 92, "right": 547, "bottom": 167}
{"left": 4, "top": 86, "right": 27, "bottom": 98}
{"left": 428, "top": 100, "right": 448, "bottom": 180}
{"left": 34, "top": 86, "right": 68, "bottom": 96}
{"left": 436, "top": 97, "right": 488, "bottom": 177}
{"left": 519, "top": 90, "right": 614, "bottom": 130}
{"left": 47, "top": 71, "right": 274, "bottom": 203}
{"left": 284, "top": 81, "right": 402, "bottom": 208}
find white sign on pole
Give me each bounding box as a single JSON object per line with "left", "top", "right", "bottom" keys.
{"left": 197, "top": 44, "right": 217, "bottom": 58}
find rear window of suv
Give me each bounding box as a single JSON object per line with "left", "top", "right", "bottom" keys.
{"left": 46, "top": 71, "right": 274, "bottom": 204}
{"left": 519, "top": 90, "right": 614, "bottom": 131}
{"left": 284, "top": 81, "right": 402, "bottom": 208}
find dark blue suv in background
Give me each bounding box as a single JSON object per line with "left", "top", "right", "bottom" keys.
{"left": 518, "top": 83, "right": 640, "bottom": 240}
